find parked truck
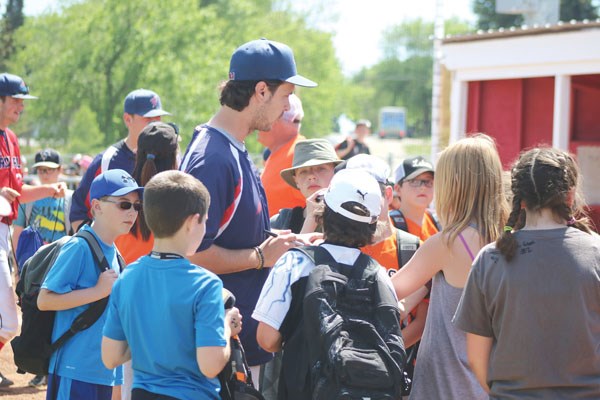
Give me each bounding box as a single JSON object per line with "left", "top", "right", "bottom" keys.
{"left": 378, "top": 106, "right": 406, "bottom": 139}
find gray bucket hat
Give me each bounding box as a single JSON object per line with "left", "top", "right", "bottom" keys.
{"left": 280, "top": 139, "right": 342, "bottom": 189}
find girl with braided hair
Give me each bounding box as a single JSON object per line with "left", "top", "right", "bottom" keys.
{"left": 454, "top": 147, "right": 600, "bottom": 399}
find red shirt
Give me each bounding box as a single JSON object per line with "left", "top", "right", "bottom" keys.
{"left": 0, "top": 128, "right": 23, "bottom": 223}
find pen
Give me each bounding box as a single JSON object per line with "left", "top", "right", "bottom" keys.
{"left": 264, "top": 229, "right": 278, "bottom": 238}
{"left": 265, "top": 229, "right": 304, "bottom": 246}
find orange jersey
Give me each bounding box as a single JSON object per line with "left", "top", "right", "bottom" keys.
{"left": 405, "top": 211, "right": 439, "bottom": 241}
{"left": 261, "top": 136, "right": 306, "bottom": 217}
{"left": 115, "top": 229, "right": 154, "bottom": 265}
{"left": 361, "top": 232, "right": 399, "bottom": 276}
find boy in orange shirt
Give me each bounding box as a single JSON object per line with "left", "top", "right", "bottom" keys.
{"left": 391, "top": 156, "right": 440, "bottom": 240}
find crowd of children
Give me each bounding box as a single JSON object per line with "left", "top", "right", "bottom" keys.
{"left": 1, "top": 37, "right": 599, "bottom": 400}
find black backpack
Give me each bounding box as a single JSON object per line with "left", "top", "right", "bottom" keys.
{"left": 393, "top": 228, "right": 420, "bottom": 273}
{"left": 11, "top": 229, "right": 124, "bottom": 376}
{"left": 297, "top": 246, "right": 406, "bottom": 400}
{"left": 218, "top": 290, "right": 265, "bottom": 400}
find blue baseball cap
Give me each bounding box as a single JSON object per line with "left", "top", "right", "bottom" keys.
{"left": 90, "top": 169, "right": 144, "bottom": 201}
{"left": 123, "top": 89, "right": 171, "bottom": 118}
{"left": 0, "top": 73, "right": 38, "bottom": 99}
{"left": 229, "top": 39, "right": 317, "bottom": 88}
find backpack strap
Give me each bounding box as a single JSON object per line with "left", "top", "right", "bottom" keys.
{"left": 76, "top": 229, "right": 110, "bottom": 271}
{"left": 389, "top": 209, "right": 408, "bottom": 232}
{"left": 49, "top": 230, "right": 115, "bottom": 351}
{"left": 25, "top": 202, "right": 34, "bottom": 227}
{"left": 395, "top": 229, "right": 420, "bottom": 269}
{"left": 63, "top": 190, "right": 73, "bottom": 235}
{"left": 294, "top": 245, "right": 378, "bottom": 282}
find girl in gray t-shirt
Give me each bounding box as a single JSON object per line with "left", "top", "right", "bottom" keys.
{"left": 455, "top": 147, "right": 600, "bottom": 399}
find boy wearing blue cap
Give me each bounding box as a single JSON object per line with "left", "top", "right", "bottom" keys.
{"left": 180, "top": 38, "right": 318, "bottom": 380}
{"left": 38, "top": 169, "right": 143, "bottom": 400}
{"left": 70, "top": 88, "right": 170, "bottom": 232}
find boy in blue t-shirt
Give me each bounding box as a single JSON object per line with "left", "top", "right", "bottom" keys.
{"left": 102, "top": 170, "right": 242, "bottom": 400}
{"left": 38, "top": 169, "right": 144, "bottom": 400}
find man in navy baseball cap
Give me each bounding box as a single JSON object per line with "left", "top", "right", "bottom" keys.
{"left": 70, "top": 88, "right": 171, "bottom": 232}
{"left": 229, "top": 38, "right": 317, "bottom": 88}
{"left": 123, "top": 88, "right": 171, "bottom": 118}
{"left": 0, "top": 73, "right": 38, "bottom": 99}
{"left": 179, "top": 38, "right": 320, "bottom": 375}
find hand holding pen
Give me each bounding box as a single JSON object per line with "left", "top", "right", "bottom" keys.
{"left": 259, "top": 229, "right": 298, "bottom": 267}
{"left": 264, "top": 229, "right": 323, "bottom": 247}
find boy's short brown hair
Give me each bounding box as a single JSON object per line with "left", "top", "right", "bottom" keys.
{"left": 143, "top": 170, "right": 210, "bottom": 238}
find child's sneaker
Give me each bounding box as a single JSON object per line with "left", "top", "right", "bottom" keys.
{"left": 28, "top": 374, "right": 47, "bottom": 387}
{"left": 0, "top": 372, "right": 14, "bottom": 387}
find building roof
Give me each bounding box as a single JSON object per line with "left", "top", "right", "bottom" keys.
{"left": 443, "top": 19, "right": 600, "bottom": 44}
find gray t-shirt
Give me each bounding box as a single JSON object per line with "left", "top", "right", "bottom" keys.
{"left": 454, "top": 227, "right": 600, "bottom": 399}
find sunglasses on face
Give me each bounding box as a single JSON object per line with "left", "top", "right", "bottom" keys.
{"left": 404, "top": 178, "right": 434, "bottom": 188}
{"left": 101, "top": 199, "right": 143, "bottom": 211}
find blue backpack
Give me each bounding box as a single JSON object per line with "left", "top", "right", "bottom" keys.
{"left": 15, "top": 227, "right": 44, "bottom": 275}
{"left": 15, "top": 195, "right": 72, "bottom": 274}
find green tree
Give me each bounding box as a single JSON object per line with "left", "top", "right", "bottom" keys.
{"left": 474, "top": 0, "right": 598, "bottom": 30}
{"left": 9, "top": 0, "right": 343, "bottom": 154}
{"left": 474, "top": 0, "right": 522, "bottom": 30}
{"left": 561, "top": 0, "right": 598, "bottom": 20}
{"left": 352, "top": 18, "right": 471, "bottom": 137}
{"left": 0, "top": 0, "right": 24, "bottom": 70}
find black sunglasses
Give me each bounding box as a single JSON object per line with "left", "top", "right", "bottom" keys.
{"left": 101, "top": 199, "right": 143, "bottom": 211}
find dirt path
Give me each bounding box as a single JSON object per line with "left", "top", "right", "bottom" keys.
{"left": 0, "top": 344, "right": 46, "bottom": 399}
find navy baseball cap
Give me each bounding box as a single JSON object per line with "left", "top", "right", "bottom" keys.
{"left": 32, "top": 149, "right": 62, "bottom": 169}
{"left": 90, "top": 169, "right": 144, "bottom": 201}
{"left": 123, "top": 89, "right": 171, "bottom": 118}
{"left": 229, "top": 39, "right": 317, "bottom": 88}
{"left": 0, "top": 73, "right": 37, "bottom": 99}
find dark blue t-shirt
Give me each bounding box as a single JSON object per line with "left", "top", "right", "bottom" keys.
{"left": 70, "top": 140, "right": 135, "bottom": 222}
{"left": 181, "top": 125, "right": 272, "bottom": 365}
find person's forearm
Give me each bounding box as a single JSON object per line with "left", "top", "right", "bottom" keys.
{"left": 300, "top": 216, "right": 318, "bottom": 234}
{"left": 400, "top": 303, "right": 428, "bottom": 348}
{"left": 197, "top": 342, "right": 231, "bottom": 379}
{"left": 187, "top": 245, "right": 260, "bottom": 274}
{"left": 466, "top": 333, "right": 492, "bottom": 393}
{"left": 399, "top": 286, "right": 428, "bottom": 319}
{"left": 101, "top": 337, "right": 131, "bottom": 369}
{"left": 38, "top": 287, "right": 106, "bottom": 311}
{"left": 336, "top": 146, "right": 352, "bottom": 159}
{"left": 19, "top": 184, "right": 57, "bottom": 203}
{"left": 11, "top": 226, "right": 23, "bottom": 254}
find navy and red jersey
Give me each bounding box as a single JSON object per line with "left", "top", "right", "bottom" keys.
{"left": 180, "top": 124, "right": 272, "bottom": 366}
{"left": 70, "top": 140, "right": 135, "bottom": 222}
{"left": 0, "top": 128, "right": 23, "bottom": 224}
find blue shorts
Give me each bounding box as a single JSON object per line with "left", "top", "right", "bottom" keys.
{"left": 46, "top": 374, "right": 113, "bottom": 400}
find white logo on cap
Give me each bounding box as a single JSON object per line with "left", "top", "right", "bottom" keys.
{"left": 412, "top": 158, "right": 432, "bottom": 169}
